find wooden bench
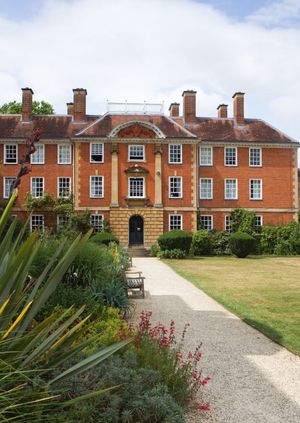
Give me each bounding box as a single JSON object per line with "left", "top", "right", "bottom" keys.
{"left": 125, "top": 271, "right": 145, "bottom": 298}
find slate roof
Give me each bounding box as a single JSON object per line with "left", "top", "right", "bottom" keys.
{"left": 0, "top": 113, "right": 298, "bottom": 145}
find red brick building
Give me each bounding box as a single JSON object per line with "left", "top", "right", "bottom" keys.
{"left": 0, "top": 88, "right": 298, "bottom": 247}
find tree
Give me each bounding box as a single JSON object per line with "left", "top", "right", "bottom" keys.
{"left": 0, "top": 100, "right": 54, "bottom": 114}
{"left": 230, "top": 208, "right": 256, "bottom": 235}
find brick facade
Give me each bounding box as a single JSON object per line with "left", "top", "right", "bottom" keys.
{"left": 0, "top": 88, "right": 298, "bottom": 247}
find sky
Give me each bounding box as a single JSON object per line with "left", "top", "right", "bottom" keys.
{"left": 0, "top": 0, "right": 300, "bottom": 154}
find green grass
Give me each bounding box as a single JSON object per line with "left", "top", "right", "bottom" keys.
{"left": 164, "top": 256, "right": 300, "bottom": 356}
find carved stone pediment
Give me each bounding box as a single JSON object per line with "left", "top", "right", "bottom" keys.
{"left": 124, "top": 164, "right": 149, "bottom": 175}
{"left": 118, "top": 124, "right": 156, "bottom": 139}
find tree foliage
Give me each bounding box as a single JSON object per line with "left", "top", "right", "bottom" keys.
{"left": 0, "top": 100, "right": 54, "bottom": 114}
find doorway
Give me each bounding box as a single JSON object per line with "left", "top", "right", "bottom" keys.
{"left": 129, "top": 215, "right": 144, "bottom": 245}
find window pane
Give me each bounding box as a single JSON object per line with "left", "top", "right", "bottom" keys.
{"left": 200, "top": 179, "right": 212, "bottom": 199}
{"left": 169, "top": 145, "right": 182, "bottom": 163}
{"left": 225, "top": 215, "right": 232, "bottom": 232}
{"left": 31, "top": 215, "right": 44, "bottom": 232}
{"left": 4, "top": 177, "right": 16, "bottom": 198}
{"left": 225, "top": 147, "right": 237, "bottom": 166}
{"left": 129, "top": 145, "right": 144, "bottom": 161}
{"left": 31, "top": 177, "right": 44, "bottom": 197}
{"left": 250, "top": 179, "right": 262, "bottom": 199}
{"left": 90, "top": 144, "right": 103, "bottom": 162}
{"left": 169, "top": 177, "right": 182, "bottom": 198}
{"left": 249, "top": 148, "right": 261, "bottom": 166}
{"left": 58, "top": 177, "right": 71, "bottom": 197}
{"left": 129, "top": 178, "right": 144, "bottom": 197}
{"left": 200, "top": 215, "right": 212, "bottom": 230}
{"left": 169, "top": 215, "right": 182, "bottom": 230}
{"left": 5, "top": 145, "right": 17, "bottom": 163}
{"left": 90, "top": 176, "right": 103, "bottom": 198}
{"left": 225, "top": 179, "right": 237, "bottom": 199}
{"left": 255, "top": 216, "right": 263, "bottom": 228}
{"left": 57, "top": 215, "right": 70, "bottom": 228}
{"left": 200, "top": 147, "right": 212, "bottom": 165}
{"left": 58, "top": 145, "right": 71, "bottom": 164}
{"left": 31, "top": 144, "right": 44, "bottom": 164}
{"left": 90, "top": 215, "right": 104, "bottom": 233}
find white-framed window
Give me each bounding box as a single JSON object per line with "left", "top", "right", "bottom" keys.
{"left": 199, "top": 146, "right": 213, "bottom": 166}
{"left": 90, "top": 176, "right": 104, "bottom": 198}
{"left": 3, "top": 177, "right": 16, "bottom": 198}
{"left": 57, "top": 215, "right": 70, "bottom": 228}
{"left": 250, "top": 179, "right": 262, "bottom": 200}
{"left": 249, "top": 147, "right": 262, "bottom": 167}
{"left": 225, "top": 178, "right": 238, "bottom": 200}
{"left": 31, "top": 177, "right": 44, "bottom": 198}
{"left": 57, "top": 177, "right": 71, "bottom": 198}
{"left": 169, "top": 176, "right": 182, "bottom": 198}
{"left": 255, "top": 215, "right": 263, "bottom": 228}
{"left": 225, "top": 147, "right": 237, "bottom": 166}
{"left": 90, "top": 214, "right": 104, "bottom": 233}
{"left": 90, "top": 143, "right": 104, "bottom": 163}
{"left": 200, "top": 215, "right": 213, "bottom": 231}
{"left": 169, "top": 144, "right": 182, "bottom": 164}
{"left": 128, "top": 145, "right": 145, "bottom": 161}
{"left": 58, "top": 144, "right": 72, "bottom": 164}
{"left": 169, "top": 214, "right": 182, "bottom": 230}
{"left": 199, "top": 178, "right": 213, "bottom": 199}
{"left": 128, "top": 177, "right": 145, "bottom": 198}
{"left": 30, "top": 144, "right": 44, "bottom": 164}
{"left": 224, "top": 215, "right": 232, "bottom": 232}
{"left": 4, "top": 144, "right": 18, "bottom": 164}
{"left": 30, "top": 215, "right": 44, "bottom": 232}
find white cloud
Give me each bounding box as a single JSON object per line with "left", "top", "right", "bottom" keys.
{"left": 0, "top": 0, "right": 299, "bottom": 155}
{"left": 248, "top": 0, "right": 300, "bottom": 27}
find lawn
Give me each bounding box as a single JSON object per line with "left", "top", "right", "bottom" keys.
{"left": 164, "top": 256, "right": 300, "bottom": 356}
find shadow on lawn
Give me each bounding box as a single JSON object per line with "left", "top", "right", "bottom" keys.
{"left": 132, "top": 293, "right": 300, "bottom": 423}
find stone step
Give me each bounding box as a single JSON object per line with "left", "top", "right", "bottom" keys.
{"left": 127, "top": 246, "right": 149, "bottom": 257}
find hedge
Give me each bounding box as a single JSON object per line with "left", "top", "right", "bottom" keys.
{"left": 229, "top": 231, "right": 256, "bottom": 258}
{"left": 90, "top": 231, "right": 119, "bottom": 246}
{"left": 158, "top": 230, "right": 192, "bottom": 254}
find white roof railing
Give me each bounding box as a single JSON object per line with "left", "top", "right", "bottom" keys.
{"left": 107, "top": 101, "right": 164, "bottom": 115}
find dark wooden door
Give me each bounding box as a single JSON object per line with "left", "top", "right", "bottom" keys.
{"left": 129, "top": 215, "right": 144, "bottom": 245}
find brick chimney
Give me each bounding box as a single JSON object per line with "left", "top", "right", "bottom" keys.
{"left": 232, "top": 92, "right": 245, "bottom": 125}
{"left": 182, "top": 90, "right": 197, "bottom": 122}
{"left": 67, "top": 102, "right": 74, "bottom": 116}
{"left": 21, "top": 87, "right": 34, "bottom": 121}
{"left": 217, "top": 104, "right": 228, "bottom": 118}
{"left": 169, "top": 102, "right": 180, "bottom": 117}
{"left": 73, "top": 88, "right": 87, "bottom": 121}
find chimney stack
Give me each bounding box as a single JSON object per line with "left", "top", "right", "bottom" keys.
{"left": 232, "top": 92, "right": 245, "bottom": 125}
{"left": 67, "top": 102, "right": 74, "bottom": 116}
{"left": 169, "top": 102, "right": 180, "bottom": 117}
{"left": 21, "top": 87, "right": 33, "bottom": 121}
{"left": 217, "top": 104, "right": 228, "bottom": 118}
{"left": 73, "top": 88, "right": 87, "bottom": 121}
{"left": 182, "top": 90, "right": 197, "bottom": 123}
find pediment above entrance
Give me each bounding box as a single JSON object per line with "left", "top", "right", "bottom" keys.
{"left": 124, "top": 164, "right": 149, "bottom": 175}
{"left": 109, "top": 120, "right": 165, "bottom": 139}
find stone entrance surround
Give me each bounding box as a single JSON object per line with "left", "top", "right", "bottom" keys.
{"left": 110, "top": 208, "right": 164, "bottom": 247}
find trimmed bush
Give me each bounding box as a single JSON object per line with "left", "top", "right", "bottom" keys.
{"left": 91, "top": 231, "right": 119, "bottom": 246}
{"left": 158, "top": 230, "right": 192, "bottom": 254}
{"left": 158, "top": 249, "right": 186, "bottom": 259}
{"left": 191, "top": 230, "right": 212, "bottom": 256}
{"left": 210, "top": 231, "right": 231, "bottom": 256}
{"left": 229, "top": 231, "right": 256, "bottom": 258}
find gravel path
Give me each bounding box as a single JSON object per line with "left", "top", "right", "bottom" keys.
{"left": 130, "top": 257, "right": 300, "bottom": 423}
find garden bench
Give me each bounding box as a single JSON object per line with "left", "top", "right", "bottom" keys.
{"left": 125, "top": 271, "right": 145, "bottom": 298}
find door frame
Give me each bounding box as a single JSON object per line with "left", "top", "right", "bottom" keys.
{"left": 128, "top": 214, "right": 144, "bottom": 246}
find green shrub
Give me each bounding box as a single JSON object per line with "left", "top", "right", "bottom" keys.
{"left": 30, "top": 238, "right": 62, "bottom": 278}
{"left": 158, "top": 230, "right": 192, "bottom": 254}
{"left": 158, "top": 249, "right": 186, "bottom": 259}
{"left": 91, "top": 231, "right": 119, "bottom": 246}
{"left": 229, "top": 231, "right": 256, "bottom": 258}
{"left": 64, "top": 241, "right": 115, "bottom": 287}
{"left": 259, "top": 222, "right": 300, "bottom": 255}
{"left": 191, "top": 230, "right": 212, "bottom": 256}
{"left": 210, "top": 231, "right": 231, "bottom": 255}
{"left": 49, "top": 351, "right": 184, "bottom": 423}
{"left": 260, "top": 226, "right": 278, "bottom": 254}
{"left": 150, "top": 244, "right": 160, "bottom": 257}
{"left": 230, "top": 208, "right": 257, "bottom": 236}
{"left": 92, "top": 279, "right": 131, "bottom": 316}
